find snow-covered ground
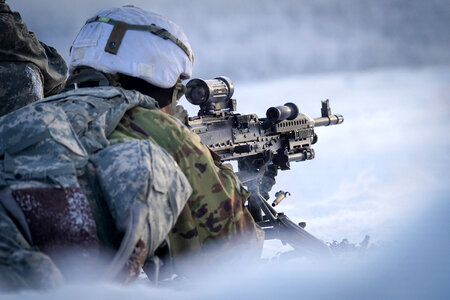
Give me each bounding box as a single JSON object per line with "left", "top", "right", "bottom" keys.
{"left": 8, "top": 0, "right": 448, "bottom": 244}
{"left": 3, "top": 0, "right": 450, "bottom": 297}
{"left": 3, "top": 65, "right": 449, "bottom": 299}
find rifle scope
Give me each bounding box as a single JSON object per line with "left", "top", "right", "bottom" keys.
{"left": 185, "top": 76, "right": 234, "bottom": 105}
{"left": 266, "top": 102, "right": 299, "bottom": 123}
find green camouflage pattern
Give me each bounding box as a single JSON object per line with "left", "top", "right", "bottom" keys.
{"left": 0, "top": 2, "right": 67, "bottom": 97}
{"left": 0, "top": 62, "right": 44, "bottom": 117}
{"left": 109, "top": 106, "right": 265, "bottom": 274}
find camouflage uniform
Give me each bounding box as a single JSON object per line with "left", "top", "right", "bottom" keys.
{"left": 0, "top": 1, "right": 67, "bottom": 116}
{"left": 0, "top": 85, "right": 192, "bottom": 289}
{"left": 0, "top": 201, "right": 64, "bottom": 291}
{"left": 65, "top": 69, "right": 265, "bottom": 273}
{"left": 109, "top": 106, "right": 265, "bottom": 275}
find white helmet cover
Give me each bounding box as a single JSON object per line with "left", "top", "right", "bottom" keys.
{"left": 69, "top": 6, "right": 193, "bottom": 88}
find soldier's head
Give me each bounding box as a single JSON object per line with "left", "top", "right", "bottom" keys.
{"left": 68, "top": 6, "right": 194, "bottom": 114}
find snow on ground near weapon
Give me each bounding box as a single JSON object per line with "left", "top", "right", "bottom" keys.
{"left": 3, "top": 66, "right": 449, "bottom": 299}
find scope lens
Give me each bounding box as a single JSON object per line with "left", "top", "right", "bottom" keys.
{"left": 266, "top": 107, "right": 280, "bottom": 122}
{"left": 186, "top": 79, "right": 210, "bottom": 105}
{"left": 185, "top": 76, "right": 234, "bottom": 106}
{"left": 191, "top": 86, "right": 207, "bottom": 103}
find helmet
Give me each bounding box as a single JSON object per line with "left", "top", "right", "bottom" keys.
{"left": 69, "top": 6, "right": 193, "bottom": 88}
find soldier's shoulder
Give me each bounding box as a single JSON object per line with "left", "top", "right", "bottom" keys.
{"left": 128, "top": 106, "right": 186, "bottom": 130}
{"left": 126, "top": 106, "right": 204, "bottom": 148}
{"left": 48, "top": 86, "right": 124, "bottom": 100}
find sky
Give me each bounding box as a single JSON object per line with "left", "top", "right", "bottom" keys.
{"left": 2, "top": 0, "right": 450, "bottom": 298}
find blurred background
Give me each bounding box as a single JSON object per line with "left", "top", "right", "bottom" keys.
{"left": 4, "top": 0, "right": 449, "bottom": 298}
{"left": 9, "top": 0, "right": 450, "bottom": 81}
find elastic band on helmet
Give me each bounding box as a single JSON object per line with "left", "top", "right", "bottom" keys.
{"left": 85, "top": 16, "right": 194, "bottom": 63}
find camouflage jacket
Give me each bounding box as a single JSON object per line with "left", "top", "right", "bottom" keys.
{"left": 0, "top": 86, "right": 192, "bottom": 288}
{"left": 109, "top": 106, "right": 265, "bottom": 275}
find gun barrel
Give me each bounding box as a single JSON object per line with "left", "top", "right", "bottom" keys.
{"left": 314, "top": 114, "right": 344, "bottom": 127}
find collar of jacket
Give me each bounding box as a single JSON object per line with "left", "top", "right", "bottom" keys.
{"left": 63, "top": 68, "right": 111, "bottom": 91}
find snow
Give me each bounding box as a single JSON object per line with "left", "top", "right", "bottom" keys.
{"left": 184, "top": 65, "right": 450, "bottom": 244}
{"left": 3, "top": 197, "right": 449, "bottom": 299}
{"left": 2, "top": 0, "right": 450, "bottom": 297}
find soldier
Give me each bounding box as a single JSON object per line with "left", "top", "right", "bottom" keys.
{"left": 0, "top": 6, "right": 263, "bottom": 290}
{"left": 0, "top": 0, "right": 67, "bottom": 116}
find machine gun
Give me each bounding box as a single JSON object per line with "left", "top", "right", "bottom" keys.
{"left": 185, "top": 76, "right": 344, "bottom": 257}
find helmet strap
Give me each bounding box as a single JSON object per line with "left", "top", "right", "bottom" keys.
{"left": 86, "top": 16, "right": 194, "bottom": 62}
{"left": 168, "top": 78, "right": 186, "bottom": 114}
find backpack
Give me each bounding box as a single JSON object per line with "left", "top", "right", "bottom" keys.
{"left": 0, "top": 86, "right": 192, "bottom": 278}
